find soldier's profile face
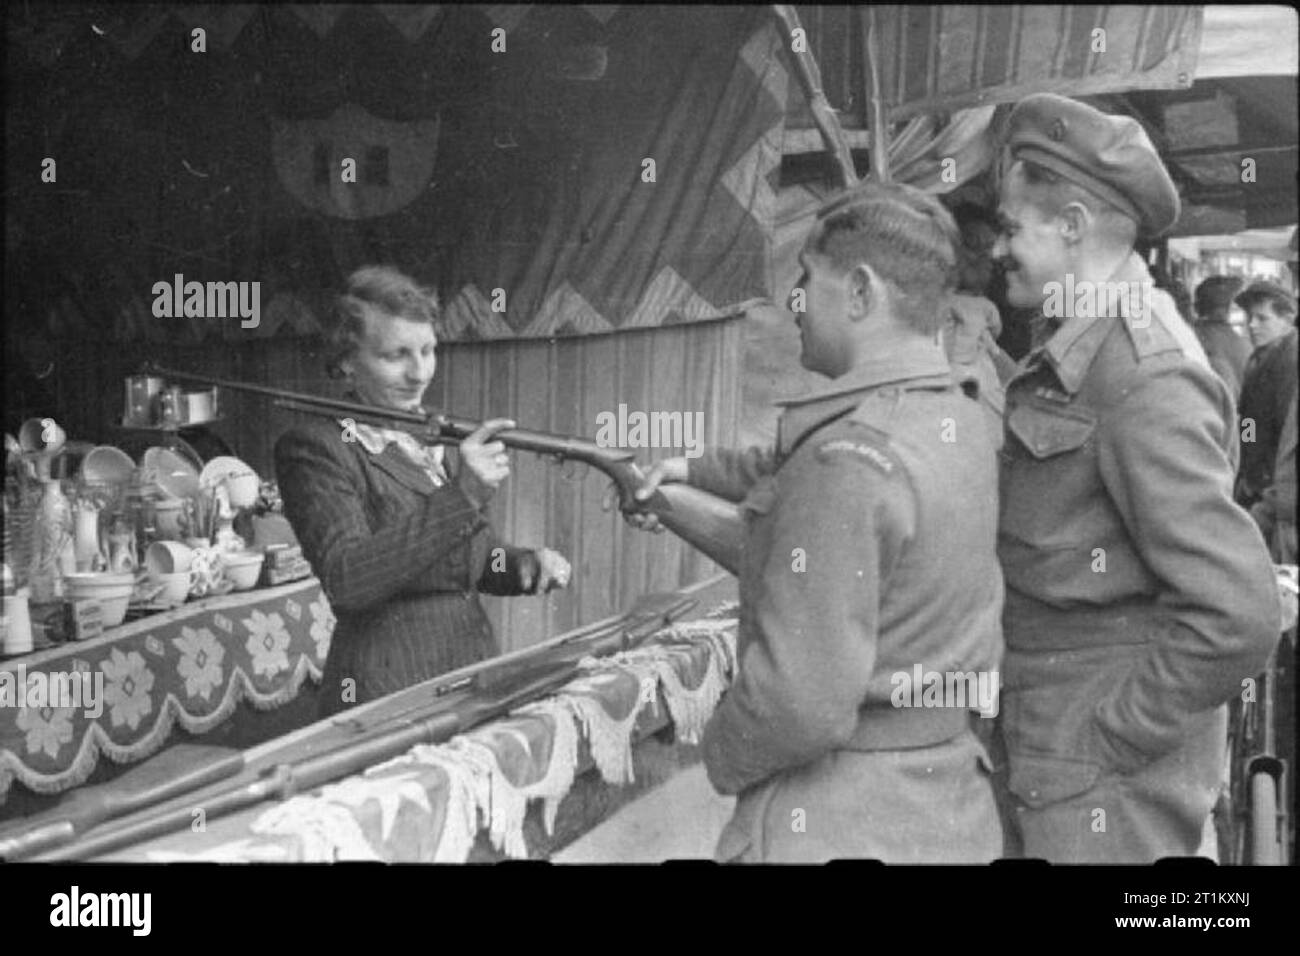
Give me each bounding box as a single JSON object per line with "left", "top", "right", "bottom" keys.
{"left": 993, "top": 165, "right": 1070, "bottom": 311}
{"left": 792, "top": 250, "right": 852, "bottom": 377}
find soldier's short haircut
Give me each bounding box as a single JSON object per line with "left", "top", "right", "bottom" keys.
{"left": 327, "top": 265, "right": 440, "bottom": 378}
{"left": 804, "top": 182, "right": 960, "bottom": 334}
{"left": 1014, "top": 159, "right": 1139, "bottom": 247}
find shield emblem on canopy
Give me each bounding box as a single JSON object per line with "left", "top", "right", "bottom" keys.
{"left": 271, "top": 102, "right": 440, "bottom": 220}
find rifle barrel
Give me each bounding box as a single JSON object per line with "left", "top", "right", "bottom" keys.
{"left": 149, "top": 363, "right": 633, "bottom": 463}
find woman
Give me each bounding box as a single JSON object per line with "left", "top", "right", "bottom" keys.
{"left": 275, "top": 265, "right": 571, "bottom": 717}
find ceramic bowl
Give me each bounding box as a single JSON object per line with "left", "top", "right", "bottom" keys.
{"left": 63, "top": 572, "right": 135, "bottom": 628}
{"left": 221, "top": 551, "right": 264, "bottom": 591}
{"left": 82, "top": 445, "right": 137, "bottom": 487}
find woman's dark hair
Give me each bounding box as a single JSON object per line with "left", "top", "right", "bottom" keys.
{"left": 326, "top": 266, "right": 440, "bottom": 378}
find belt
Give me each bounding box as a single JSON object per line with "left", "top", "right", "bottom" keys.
{"left": 1004, "top": 592, "right": 1173, "bottom": 652}
{"left": 843, "top": 704, "right": 973, "bottom": 752}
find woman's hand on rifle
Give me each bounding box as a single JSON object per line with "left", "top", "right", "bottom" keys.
{"left": 458, "top": 418, "right": 516, "bottom": 507}
{"left": 624, "top": 457, "right": 689, "bottom": 533}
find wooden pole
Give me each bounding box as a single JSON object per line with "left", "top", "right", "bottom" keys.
{"left": 863, "top": 7, "right": 890, "bottom": 183}
{"left": 772, "top": 4, "right": 858, "bottom": 188}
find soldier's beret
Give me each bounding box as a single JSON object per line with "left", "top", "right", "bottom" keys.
{"left": 1005, "top": 93, "right": 1180, "bottom": 238}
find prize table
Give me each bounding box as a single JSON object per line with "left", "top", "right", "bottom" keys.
{"left": 1, "top": 578, "right": 334, "bottom": 803}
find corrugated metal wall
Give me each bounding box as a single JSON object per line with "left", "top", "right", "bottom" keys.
{"left": 34, "top": 315, "right": 743, "bottom": 653}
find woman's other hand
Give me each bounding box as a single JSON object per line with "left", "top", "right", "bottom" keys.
{"left": 534, "top": 548, "right": 572, "bottom": 592}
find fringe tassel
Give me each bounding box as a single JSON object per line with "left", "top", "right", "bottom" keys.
{"left": 390, "top": 743, "right": 490, "bottom": 863}
{"left": 557, "top": 681, "right": 643, "bottom": 786}
{"left": 253, "top": 795, "right": 383, "bottom": 861}
{"left": 445, "top": 736, "right": 527, "bottom": 858}
{"left": 511, "top": 701, "right": 581, "bottom": 835}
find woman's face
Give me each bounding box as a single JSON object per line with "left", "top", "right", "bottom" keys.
{"left": 342, "top": 309, "right": 438, "bottom": 412}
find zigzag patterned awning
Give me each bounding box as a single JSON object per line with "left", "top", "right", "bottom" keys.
{"left": 9, "top": 4, "right": 783, "bottom": 343}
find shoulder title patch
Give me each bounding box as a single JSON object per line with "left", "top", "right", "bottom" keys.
{"left": 815, "top": 438, "right": 894, "bottom": 473}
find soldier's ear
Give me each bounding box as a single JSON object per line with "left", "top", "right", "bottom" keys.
{"left": 1059, "top": 201, "right": 1089, "bottom": 244}
{"left": 848, "top": 262, "right": 879, "bottom": 322}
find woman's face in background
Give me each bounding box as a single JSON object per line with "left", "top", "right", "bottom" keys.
{"left": 342, "top": 309, "right": 438, "bottom": 411}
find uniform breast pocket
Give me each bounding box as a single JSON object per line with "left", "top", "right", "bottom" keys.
{"left": 1004, "top": 402, "right": 1096, "bottom": 461}
{"left": 1000, "top": 401, "right": 1099, "bottom": 547}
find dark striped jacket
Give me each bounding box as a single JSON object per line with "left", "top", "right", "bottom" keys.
{"left": 274, "top": 420, "right": 537, "bottom": 717}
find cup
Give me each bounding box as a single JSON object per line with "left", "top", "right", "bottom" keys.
{"left": 2, "top": 591, "right": 33, "bottom": 655}
{"left": 145, "top": 540, "right": 194, "bottom": 575}
{"left": 184, "top": 390, "right": 213, "bottom": 424}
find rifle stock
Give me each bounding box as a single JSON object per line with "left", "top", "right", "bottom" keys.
{"left": 636, "top": 483, "right": 743, "bottom": 575}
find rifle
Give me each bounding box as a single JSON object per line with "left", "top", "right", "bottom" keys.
{"left": 3, "top": 593, "right": 695, "bottom": 862}
{"left": 142, "top": 363, "right": 744, "bottom": 574}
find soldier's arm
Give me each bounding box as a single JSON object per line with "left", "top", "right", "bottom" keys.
{"left": 700, "top": 431, "right": 915, "bottom": 795}
{"left": 1092, "top": 363, "right": 1280, "bottom": 771}
{"left": 687, "top": 446, "right": 780, "bottom": 503}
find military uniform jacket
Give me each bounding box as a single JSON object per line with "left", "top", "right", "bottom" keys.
{"left": 998, "top": 253, "right": 1280, "bottom": 801}
{"left": 689, "top": 339, "right": 1005, "bottom": 796}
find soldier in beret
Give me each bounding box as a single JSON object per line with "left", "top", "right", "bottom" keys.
{"left": 990, "top": 93, "right": 1281, "bottom": 862}
{"left": 630, "top": 182, "right": 1004, "bottom": 862}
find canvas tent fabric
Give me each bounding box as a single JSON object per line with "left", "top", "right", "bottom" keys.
{"left": 6, "top": 4, "right": 785, "bottom": 343}
{"left": 782, "top": 5, "right": 1294, "bottom": 237}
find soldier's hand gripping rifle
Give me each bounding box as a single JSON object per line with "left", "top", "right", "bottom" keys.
{"left": 142, "top": 364, "right": 744, "bottom": 574}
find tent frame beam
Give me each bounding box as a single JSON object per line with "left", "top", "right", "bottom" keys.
{"left": 772, "top": 4, "right": 859, "bottom": 188}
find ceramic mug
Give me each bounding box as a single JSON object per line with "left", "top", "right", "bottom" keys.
{"left": 145, "top": 540, "right": 193, "bottom": 575}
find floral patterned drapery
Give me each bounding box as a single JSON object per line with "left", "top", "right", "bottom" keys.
{"left": 0, "top": 579, "right": 333, "bottom": 799}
